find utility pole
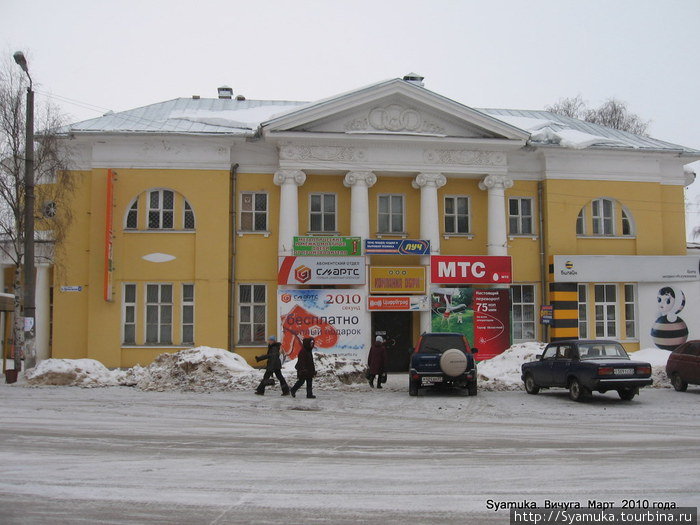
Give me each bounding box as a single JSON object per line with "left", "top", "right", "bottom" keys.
{"left": 13, "top": 51, "right": 36, "bottom": 371}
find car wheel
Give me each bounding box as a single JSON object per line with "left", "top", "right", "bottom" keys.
{"left": 409, "top": 379, "right": 419, "bottom": 396}
{"left": 524, "top": 374, "right": 540, "bottom": 395}
{"left": 467, "top": 382, "right": 478, "bottom": 396}
{"left": 671, "top": 373, "right": 688, "bottom": 392}
{"left": 568, "top": 378, "right": 590, "bottom": 402}
{"left": 617, "top": 388, "right": 636, "bottom": 401}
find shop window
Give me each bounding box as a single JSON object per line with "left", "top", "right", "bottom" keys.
{"left": 578, "top": 284, "right": 588, "bottom": 339}
{"left": 123, "top": 284, "right": 137, "bottom": 344}
{"left": 240, "top": 192, "right": 268, "bottom": 232}
{"left": 146, "top": 283, "right": 173, "bottom": 344}
{"left": 508, "top": 197, "right": 533, "bottom": 235}
{"left": 624, "top": 284, "right": 637, "bottom": 339}
{"left": 182, "top": 284, "right": 195, "bottom": 344}
{"left": 378, "top": 194, "right": 404, "bottom": 233}
{"left": 511, "top": 284, "right": 536, "bottom": 342}
{"left": 444, "top": 196, "right": 470, "bottom": 234}
{"left": 309, "top": 193, "right": 336, "bottom": 232}
{"left": 239, "top": 284, "right": 266, "bottom": 344}
{"left": 594, "top": 284, "right": 617, "bottom": 338}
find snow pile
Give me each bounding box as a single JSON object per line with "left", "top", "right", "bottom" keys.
{"left": 629, "top": 348, "right": 671, "bottom": 388}
{"left": 282, "top": 353, "right": 367, "bottom": 389}
{"left": 477, "top": 342, "right": 546, "bottom": 391}
{"left": 130, "top": 347, "right": 258, "bottom": 392}
{"left": 25, "top": 359, "right": 125, "bottom": 388}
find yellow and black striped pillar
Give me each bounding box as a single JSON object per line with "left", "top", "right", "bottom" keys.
{"left": 549, "top": 282, "right": 579, "bottom": 341}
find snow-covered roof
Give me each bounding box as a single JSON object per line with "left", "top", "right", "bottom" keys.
{"left": 66, "top": 98, "right": 308, "bottom": 136}
{"left": 480, "top": 108, "right": 700, "bottom": 154}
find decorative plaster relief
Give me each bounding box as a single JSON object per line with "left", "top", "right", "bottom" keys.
{"left": 343, "top": 171, "right": 377, "bottom": 188}
{"left": 478, "top": 174, "right": 514, "bottom": 191}
{"left": 345, "top": 104, "right": 446, "bottom": 135}
{"left": 424, "top": 149, "right": 507, "bottom": 167}
{"left": 142, "top": 253, "right": 177, "bottom": 263}
{"left": 279, "top": 144, "right": 366, "bottom": 162}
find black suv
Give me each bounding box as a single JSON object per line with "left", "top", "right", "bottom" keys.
{"left": 409, "top": 332, "right": 478, "bottom": 396}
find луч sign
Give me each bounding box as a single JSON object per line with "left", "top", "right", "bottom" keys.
{"left": 430, "top": 256, "right": 512, "bottom": 284}
{"left": 278, "top": 256, "right": 366, "bottom": 285}
{"left": 365, "top": 239, "right": 430, "bottom": 255}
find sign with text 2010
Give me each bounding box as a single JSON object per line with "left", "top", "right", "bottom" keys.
{"left": 430, "top": 256, "right": 512, "bottom": 284}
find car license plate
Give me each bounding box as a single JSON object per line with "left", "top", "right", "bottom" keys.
{"left": 614, "top": 368, "right": 634, "bottom": 375}
{"left": 422, "top": 376, "right": 442, "bottom": 384}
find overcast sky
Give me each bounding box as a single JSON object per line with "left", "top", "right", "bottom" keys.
{"left": 2, "top": 1, "right": 699, "bottom": 180}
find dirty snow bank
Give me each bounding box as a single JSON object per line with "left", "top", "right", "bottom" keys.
{"left": 25, "top": 359, "right": 125, "bottom": 387}
{"left": 282, "top": 353, "right": 366, "bottom": 389}
{"left": 629, "top": 348, "right": 671, "bottom": 388}
{"left": 478, "top": 343, "right": 546, "bottom": 391}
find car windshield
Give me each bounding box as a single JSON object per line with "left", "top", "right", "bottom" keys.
{"left": 578, "top": 343, "right": 629, "bottom": 360}
{"left": 418, "top": 335, "right": 466, "bottom": 354}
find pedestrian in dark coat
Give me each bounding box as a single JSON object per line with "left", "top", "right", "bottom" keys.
{"left": 367, "top": 336, "right": 388, "bottom": 388}
{"left": 290, "top": 337, "right": 316, "bottom": 398}
{"left": 255, "top": 335, "right": 290, "bottom": 396}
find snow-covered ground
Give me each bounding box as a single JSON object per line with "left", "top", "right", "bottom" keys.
{"left": 1, "top": 377, "right": 698, "bottom": 524}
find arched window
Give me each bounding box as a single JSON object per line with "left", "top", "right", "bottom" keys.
{"left": 576, "top": 198, "right": 634, "bottom": 237}
{"left": 124, "top": 189, "right": 196, "bottom": 231}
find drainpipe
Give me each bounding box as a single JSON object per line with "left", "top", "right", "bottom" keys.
{"left": 228, "top": 163, "right": 239, "bottom": 351}
{"left": 538, "top": 180, "right": 548, "bottom": 342}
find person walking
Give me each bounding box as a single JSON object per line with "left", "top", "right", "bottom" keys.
{"left": 254, "top": 335, "right": 290, "bottom": 396}
{"left": 290, "top": 337, "right": 316, "bottom": 398}
{"left": 367, "top": 335, "right": 388, "bottom": 388}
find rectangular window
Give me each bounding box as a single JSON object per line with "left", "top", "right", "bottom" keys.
{"left": 511, "top": 284, "right": 536, "bottom": 342}
{"left": 182, "top": 284, "right": 195, "bottom": 345}
{"left": 592, "top": 198, "right": 614, "bottom": 235}
{"left": 146, "top": 284, "right": 173, "bottom": 344}
{"left": 378, "top": 194, "right": 404, "bottom": 233}
{"left": 594, "top": 284, "right": 617, "bottom": 338}
{"left": 508, "top": 197, "right": 533, "bottom": 235}
{"left": 309, "top": 193, "right": 336, "bottom": 232}
{"left": 578, "top": 284, "right": 588, "bottom": 339}
{"left": 238, "top": 284, "right": 266, "bottom": 344}
{"left": 444, "top": 196, "right": 470, "bottom": 234}
{"left": 148, "top": 190, "right": 174, "bottom": 229}
{"left": 240, "top": 192, "right": 268, "bottom": 232}
{"left": 624, "top": 284, "right": 636, "bottom": 339}
{"left": 123, "top": 284, "right": 137, "bottom": 344}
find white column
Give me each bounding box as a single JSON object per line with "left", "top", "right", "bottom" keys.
{"left": 273, "top": 169, "right": 306, "bottom": 255}
{"left": 479, "top": 174, "right": 513, "bottom": 256}
{"left": 35, "top": 264, "right": 51, "bottom": 363}
{"left": 343, "top": 171, "right": 377, "bottom": 248}
{"left": 413, "top": 173, "right": 447, "bottom": 333}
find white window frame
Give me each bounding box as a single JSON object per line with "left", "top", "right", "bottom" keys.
{"left": 148, "top": 189, "right": 175, "bottom": 230}
{"left": 444, "top": 195, "right": 471, "bottom": 235}
{"left": 594, "top": 284, "right": 617, "bottom": 338}
{"left": 122, "top": 283, "right": 137, "bottom": 344}
{"left": 377, "top": 194, "right": 405, "bottom": 234}
{"left": 578, "top": 284, "right": 588, "bottom": 339}
{"left": 508, "top": 197, "right": 534, "bottom": 236}
{"left": 592, "top": 198, "right": 615, "bottom": 236}
{"left": 239, "top": 192, "right": 269, "bottom": 233}
{"left": 238, "top": 283, "right": 267, "bottom": 345}
{"left": 309, "top": 193, "right": 337, "bottom": 233}
{"left": 511, "top": 284, "right": 537, "bottom": 342}
{"left": 182, "top": 283, "right": 195, "bottom": 345}
{"left": 145, "top": 283, "right": 173, "bottom": 345}
{"left": 624, "top": 283, "right": 637, "bottom": 339}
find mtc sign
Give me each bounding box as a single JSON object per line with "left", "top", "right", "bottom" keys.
{"left": 430, "top": 256, "right": 512, "bottom": 284}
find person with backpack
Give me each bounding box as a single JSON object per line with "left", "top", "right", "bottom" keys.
{"left": 254, "top": 335, "right": 290, "bottom": 396}
{"left": 290, "top": 337, "right": 317, "bottom": 398}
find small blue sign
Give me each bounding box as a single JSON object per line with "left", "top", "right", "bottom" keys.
{"left": 365, "top": 239, "right": 430, "bottom": 255}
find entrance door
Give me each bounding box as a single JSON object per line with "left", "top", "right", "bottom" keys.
{"left": 371, "top": 311, "right": 413, "bottom": 372}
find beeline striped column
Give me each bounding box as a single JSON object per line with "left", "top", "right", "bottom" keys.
{"left": 549, "top": 282, "right": 578, "bottom": 341}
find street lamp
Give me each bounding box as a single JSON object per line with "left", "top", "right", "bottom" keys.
{"left": 13, "top": 51, "right": 36, "bottom": 371}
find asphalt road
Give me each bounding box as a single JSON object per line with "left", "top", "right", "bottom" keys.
{"left": 1, "top": 379, "right": 699, "bottom": 524}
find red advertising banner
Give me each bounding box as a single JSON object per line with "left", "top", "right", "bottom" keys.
{"left": 472, "top": 289, "right": 511, "bottom": 359}
{"left": 430, "top": 256, "right": 512, "bottom": 284}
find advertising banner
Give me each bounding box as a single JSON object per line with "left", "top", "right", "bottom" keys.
{"left": 278, "top": 256, "right": 366, "bottom": 285}
{"left": 430, "top": 256, "right": 512, "bottom": 284}
{"left": 431, "top": 287, "right": 511, "bottom": 360}
{"left": 552, "top": 255, "right": 700, "bottom": 283}
{"left": 367, "top": 295, "right": 430, "bottom": 311}
{"left": 369, "top": 266, "right": 426, "bottom": 294}
{"left": 365, "top": 239, "right": 430, "bottom": 255}
{"left": 293, "top": 236, "right": 361, "bottom": 256}
{"left": 278, "top": 289, "right": 367, "bottom": 359}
